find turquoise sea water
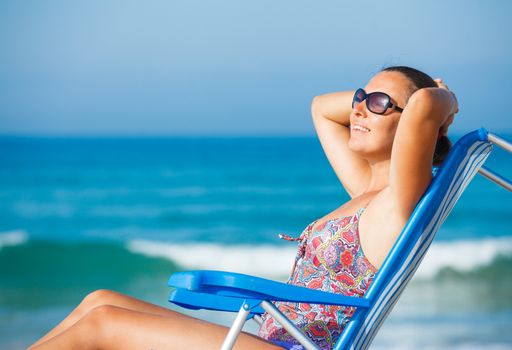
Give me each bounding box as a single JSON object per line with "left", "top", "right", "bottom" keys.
{"left": 0, "top": 133, "right": 511, "bottom": 349}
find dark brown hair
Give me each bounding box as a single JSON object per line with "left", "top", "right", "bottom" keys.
{"left": 381, "top": 65, "right": 452, "bottom": 166}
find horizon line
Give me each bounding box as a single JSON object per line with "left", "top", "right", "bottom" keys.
{"left": 1, "top": 129, "right": 510, "bottom": 139}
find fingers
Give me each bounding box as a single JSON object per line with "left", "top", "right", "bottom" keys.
{"left": 446, "top": 113, "right": 455, "bottom": 125}
{"left": 434, "top": 77, "right": 459, "bottom": 114}
{"left": 434, "top": 78, "right": 449, "bottom": 90}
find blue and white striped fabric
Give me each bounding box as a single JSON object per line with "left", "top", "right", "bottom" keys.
{"left": 335, "top": 128, "right": 492, "bottom": 350}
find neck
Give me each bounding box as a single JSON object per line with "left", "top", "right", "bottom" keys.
{"left": 364, "top": 157, "right": 391, "bottom": 193}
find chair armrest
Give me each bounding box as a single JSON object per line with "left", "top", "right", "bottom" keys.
{"left": 168, "top": 270, "right": 370, "bottom": 308}
{"left": 169, "top": 288, "right": 265, "bottom": 315}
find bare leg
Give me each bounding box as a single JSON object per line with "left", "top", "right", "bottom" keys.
{"left": 28, "top": 289, "right": 196, "bottom": 349}
{"left": 30, "top": 305, "right": 283, "bottom": 350}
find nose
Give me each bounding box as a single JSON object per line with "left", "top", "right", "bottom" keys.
{"left": 352, "top": 100, "right": 368, "bottom": 118}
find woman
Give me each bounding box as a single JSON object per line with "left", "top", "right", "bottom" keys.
{"left": 28, "top": 66, "right": 458, "bottom": 350}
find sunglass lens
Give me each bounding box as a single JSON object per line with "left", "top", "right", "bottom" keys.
{"left": 367, "top": 92, "right": 389, "bottom": 114}
{"left": 352, "top": 89, "right": 365, "bottom": 108}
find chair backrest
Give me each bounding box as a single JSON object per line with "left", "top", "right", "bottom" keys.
{"left": 335, "top": 128, "right": 493, "bottom": 350}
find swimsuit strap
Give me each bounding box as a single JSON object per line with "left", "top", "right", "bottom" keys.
{"left": 359, "top": 201, "right": 372, "bottom": 216}
{"left": 278, "top": 202, "right": 370, "bottom": 242}
{"left": 278, "top": 233, "right": 302, "bottom": 242}
{"left": 278, "top": 215, "right": 322, "bottom": 242}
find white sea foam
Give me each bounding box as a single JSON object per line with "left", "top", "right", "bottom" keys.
{"left": 126, "top": 240, "right": 297, "bottom": 278}
{"left": 0, "top": 230, "right": 28, "bottom": 249}
{"left": 126, "top": 236, "right": 512, "bottom": 280}
{"left": 415, "top": 236, "right": 512, "bottom": 279}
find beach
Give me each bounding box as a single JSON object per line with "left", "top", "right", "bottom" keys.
{"left": 1, "top": 134, "right": 511, "bottom": 349}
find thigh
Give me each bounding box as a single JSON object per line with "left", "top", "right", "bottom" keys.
{"left": 92, "top": 305, "right": 283, "bottom": 350}
{"left": 82, "top": 289, "right": 183, "bottom": 319}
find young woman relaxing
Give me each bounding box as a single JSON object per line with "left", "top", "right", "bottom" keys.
{"left": 28, "top": 65, "right": 458, "bottom": 350}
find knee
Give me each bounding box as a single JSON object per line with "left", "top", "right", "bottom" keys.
{"left": 85, "top": 304, "right": 120, "bottom": 323}
{"left": 79, "top": 289, "right": 117, "bottom": 313}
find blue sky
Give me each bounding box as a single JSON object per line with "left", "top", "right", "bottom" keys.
{"left": 0, "top": 0, "right": 511, "bottom": 136}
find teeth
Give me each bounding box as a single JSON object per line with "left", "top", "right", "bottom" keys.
{"left": 352, "top": 125, "right": 370, "bottom": 132}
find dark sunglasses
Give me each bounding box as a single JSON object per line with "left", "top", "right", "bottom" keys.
{"left": 352, "top": 88, "right": 404, "bottom": 115}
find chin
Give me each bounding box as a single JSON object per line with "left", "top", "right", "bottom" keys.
{"left": 349, "top": 136, "right": 388, "bottom": 161}
{"left": 348, "top": 132, "right": 367, "bottom": 148}
{"left": 348, "top": 136, "right": 369, "bottom": 155}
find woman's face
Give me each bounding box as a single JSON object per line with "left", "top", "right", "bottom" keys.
{"left": 348, "top": 71, "right": 412, "bottom": 162}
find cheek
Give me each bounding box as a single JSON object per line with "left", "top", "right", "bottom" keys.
{"left": 372, "top": 116, "right": 398, "bottom": 137}
{"left": 370, "top": 118, "right": 400, "bottom": 146}
{"left": 374, "top": 116, "right": 400, "bottom": 135}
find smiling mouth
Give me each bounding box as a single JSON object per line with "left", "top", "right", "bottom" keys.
{"left": 351, "top": 124, "right": 371, "bottom": 132}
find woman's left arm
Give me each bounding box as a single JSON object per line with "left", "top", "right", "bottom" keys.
{"left": 389, "top": 85, "right": 459, "bottom": 219}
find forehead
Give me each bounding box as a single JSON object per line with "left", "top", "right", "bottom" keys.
{"left": 364, "top": 71, "right": 412, "bottom": 104}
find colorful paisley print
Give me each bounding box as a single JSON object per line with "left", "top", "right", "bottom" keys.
{"left": 258, "top": 207, "right": 378, "bottom": 350}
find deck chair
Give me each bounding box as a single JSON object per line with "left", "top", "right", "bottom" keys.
{"left": 167, "top": 128, "right": 512, "bottom": 350}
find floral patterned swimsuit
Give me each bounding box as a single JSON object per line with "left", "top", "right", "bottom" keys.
{"left": 258, "top": 207, "right": 378, "bottom": 350}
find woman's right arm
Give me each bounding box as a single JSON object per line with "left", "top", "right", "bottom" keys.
{"left": 311, "top": 91, "right": 371, "bottom": 198}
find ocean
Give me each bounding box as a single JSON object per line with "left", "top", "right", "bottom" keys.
{"left": 0, "top": 133, "right": 511, "bottom": 349}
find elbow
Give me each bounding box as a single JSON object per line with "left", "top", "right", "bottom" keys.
{"left": 408, "top": 88, "right": 437, "bottom": 107}
{"left": 404, "top": 89, "right": 440, "bottom": 124}
{"left": 311, "top": 95, "right": 323, "bottom": 119}
{"left": 407, "top": 88, "right": 455, "bottom": 119}
{"left": 409, "top": 88, "right": 456, "bottom": 115}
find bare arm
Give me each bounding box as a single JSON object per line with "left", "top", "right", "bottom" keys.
{"left": 389, "top": 86, "right": 458, "bottom": 218}
{"left": 311, "top": 91, "right": 371, "bottom": 198}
